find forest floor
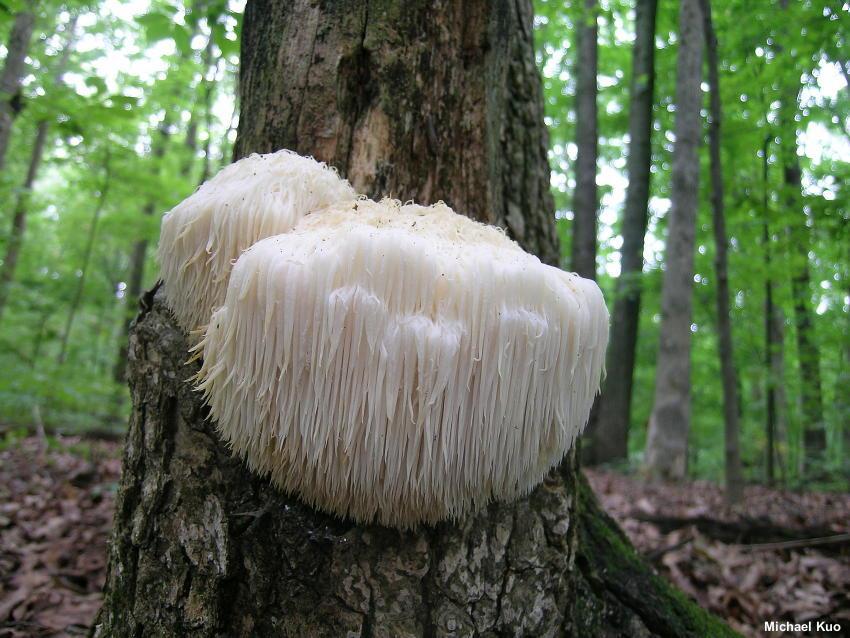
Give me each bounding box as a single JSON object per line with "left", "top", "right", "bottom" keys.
{"left": 586, "top": 469, "right": 850, "bottom": 636}
{"left": 0, "top": 435, "right": 848, "bottom": 637}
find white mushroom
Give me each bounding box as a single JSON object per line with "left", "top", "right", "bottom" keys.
{"left": 157, "top": 149, "right": 357, "bottom": 332}
{"left": 195, "top": 198, "right": 609, "bottom": 528}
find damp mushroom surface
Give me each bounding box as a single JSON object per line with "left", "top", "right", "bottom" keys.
{"left": 191, "top": 198, "right": 609, "bottom": 529}
{"left": 157, "top": 150, "right": 357, "bottom": 333}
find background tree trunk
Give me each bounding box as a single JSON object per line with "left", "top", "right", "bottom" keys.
{"left": 762, "top": 136, "right": 777, "bottom": 485}
{"left": 0, "top": 16, "right": 77, "bottom": 324}
{"left": 841, "top": 308, "right": 850, "bottom": 477}
{"left": 570, "top": 0, "right": 602, "bottom": 463}
{"left": 700, "top": 0, "right": 743, "bottom": 503}
{"left": 94, "top": 1, "right": 734, "bottom": 635}
{"left": 764, "top": 228, "right": 780, "bottom": 486}
{"left": 783, "top": 153, "right": 826, "bottom": 477}
{"left": 774, "top": 0, "right": 825, "bottom": 479}
{"left": 760, "top": 135, "right": 791, "bottom": 486}
{"left": 770, "top": 305, "right": 789, "bottom": 483}
{"left": 0, "top": 10, "right": 35, "bottom": 172}
{"left": 589, "top": 0, "right": 657, "bottom": 465}
{"left": 570, "top": 0, "right": 598, "bottom": 279}
{"left": 644, "top": 0, "right": 704, "bottom": 481}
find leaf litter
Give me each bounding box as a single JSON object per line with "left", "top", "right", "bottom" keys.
{"left": 1, "top": 436, "right": 847, "bottom": 636}
{"left": 587, "top": 469, "right": 850, "bottom": 637}
{"left": 0, "top": 437, "right": 119, "bottom": 637}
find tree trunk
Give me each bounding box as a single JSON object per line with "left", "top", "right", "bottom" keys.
{"left": 0, "top": 9, "right": 35, "bottom": 172}
{"left": 113, "top": 16, "right": 206, "bottom": 383}
{"left": 644, "top": 0, "right": 704, "bottom": 481}
{"left": 769, "top": 303, "right": 789, "bottom": 484}
{"left": 183, "top": 31, "right": 216, "bottom": 178}
{"left": 588, "top": 0, "right": 657, "bottom": 465}
{"left": 234, "top": 1, "right": 558, "bottom": 263}
{"left": 94, "top": 2, "right": 734, "bottom": 636}
{"left": 198, "top": 36, "right": 218, "bottom": 185}
{"left": 700, "top": 0, "right": 743, "bottom": 503}
{"left": 570, "top": 0, "right": 598, "bottom": 279}
{"left": 764, "top": 211, "right": 777, "bottom": 486}
{"left": 841, "top": 297, "right": 850, "bottom": 476}
{"left": 569, "top": 0, "right": 602, "bottom": 462}
{"left": 784, "top": 155, "right": 826, "bottom": 477}
{"left": 778, "top": 89, "right": 826, "bottom": 478}
{"left": 0, "top": 16, "right": 77, "bottom": 324}
{"left": 774, "top": 0, "right": 825, "bottom": 479}
{"left": 762, "top": 135, "right": 780, "bottom": 486}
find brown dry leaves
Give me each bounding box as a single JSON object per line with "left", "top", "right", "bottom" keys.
{"left": 1, "top": 437, "right": 848, "bottom": 636}
{"left": 587, "top": 469, "right": 850, "bottom": 637}
{"left": 0, "top": 437, "right": 120, "bottom": 637}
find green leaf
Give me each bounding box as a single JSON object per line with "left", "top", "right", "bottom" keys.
{"left": 137, "top": 12, "right": 174, "bottom": 43}
{"left": 172, "top": 24, "right": 192, "bottom": 56}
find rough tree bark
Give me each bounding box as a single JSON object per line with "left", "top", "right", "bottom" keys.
{"left": 235, "top": 1, "right": 559, "bottom": 263}
{"left": 94, "top": 1, "right": 734, "bottom": 636}
{"left": 645, "top": 0, "right": 704, "bottom": 480}
{"left": 589, "top": 0, "right": 658, "bottom": 465}
{"left": 700, "top": 0, "right": 743, "bottom": 503}
{"left": 570, "top": 0, "right": 598, "bottom": 279}
{"left": 0, "top": 9, "right": 35, "bottom": 172}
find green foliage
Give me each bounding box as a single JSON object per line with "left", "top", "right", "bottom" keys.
{"left": 535, "top": 0, "right": 848, "bottom": 485}
{"left": 0, "top": 0, "right": 240, "bottom": 434}
{"left": 0, "top": 0, "right": 846, "bottom": 489}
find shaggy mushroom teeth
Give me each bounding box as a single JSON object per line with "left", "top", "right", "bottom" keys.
{"left": 195, "top": 199, "right": 609, "bottom": 528}
{"left": 157, "top": 149, "right": 357, "bottom": 333}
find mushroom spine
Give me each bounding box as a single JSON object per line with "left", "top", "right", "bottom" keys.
{"left": 193, "top": 198, "right": 609, "bottom": 528}
{"left": 157, "top": 149, "right": 357, "bottom": 333}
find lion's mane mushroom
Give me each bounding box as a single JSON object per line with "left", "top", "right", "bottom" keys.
{"left": 158, "top": 149, "right": 357, "bottom": 332}
{"left": 195, "top": 198, "right": 609, "bottom": 529}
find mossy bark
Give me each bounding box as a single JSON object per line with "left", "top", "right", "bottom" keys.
{"left": 94, "top": 0, "right": 736, "bottom": 635}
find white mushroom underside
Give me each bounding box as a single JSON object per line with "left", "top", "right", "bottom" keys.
{"left": 158, "top": 150, "right": 357, "bottom": 332}
{"left": 196, "top": 200, "right": 608, "bottom": 528}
